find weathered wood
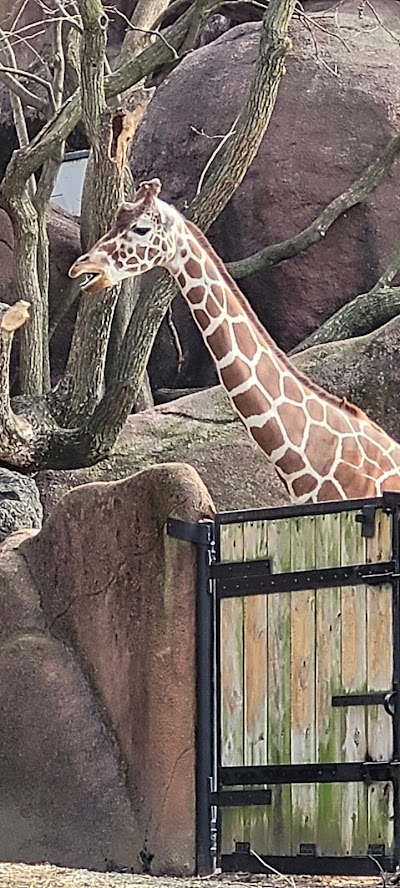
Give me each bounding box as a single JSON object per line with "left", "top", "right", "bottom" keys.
{"left": 340, "top": 511, "right": 367, "bottom": 855}
{"left": 315, "top": 512, "right": 342, "bottom": 854}
{"left": 365, "top": 510, "right": 393, "bottom": 854}
{"left": 290, "top": 515, "right": 316, "bottom": 852}
{"left": 220, "top": 523, "right": 245, "bottom": 854}
{"left": 242, "top": 520, "right": 268, "bottom": 849}
{"left": 267, "top": 517, "right": 292, "bottom": 854}
{"left": 219, "top": 506, "right": 395, "bottom": 859}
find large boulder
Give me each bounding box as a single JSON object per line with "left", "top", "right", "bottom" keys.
{"left": 0, "top": 463, "right": 214, "bottom": 873}
{"left": 132, "top": 4, "right": 400, "bottom": 389}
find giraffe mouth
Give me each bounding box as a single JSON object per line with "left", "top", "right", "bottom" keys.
{"left": 78, "top": 271, "right": 103, "bottom": 291}
{"left": 69, "top": 260, "right": 112, "bottom": 292}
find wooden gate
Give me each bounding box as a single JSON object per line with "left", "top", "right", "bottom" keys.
{"left": 168, "top": 493, "right": 400, "bottom": 875}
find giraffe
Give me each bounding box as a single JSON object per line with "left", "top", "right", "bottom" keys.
{"left": 69, "top": 178, "right": 400, "bottom": 504}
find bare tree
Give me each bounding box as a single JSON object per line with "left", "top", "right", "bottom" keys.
{"left": 0, "top": 0, "right": 297, "bottom": 470}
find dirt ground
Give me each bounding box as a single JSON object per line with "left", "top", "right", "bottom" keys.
{"left": 0, "top": 867, "right": 389, "bottom": 888}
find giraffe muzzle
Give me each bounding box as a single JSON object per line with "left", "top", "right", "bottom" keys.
{"left": 68, "top": 259, "right": 114, "bottom": 293}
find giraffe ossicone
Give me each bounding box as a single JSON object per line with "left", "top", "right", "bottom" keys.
{"left": 69, "top": 178, "right": 400, "bottom": 503}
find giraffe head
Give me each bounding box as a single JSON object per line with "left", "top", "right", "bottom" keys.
{"left": 69, "top": 178, "right": 177, "bottom": 292}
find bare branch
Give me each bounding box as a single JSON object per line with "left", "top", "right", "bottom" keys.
{"left": 0, "top": 0, "right": 223, "bottom": 197}
{"left": 113, "top": 0, "right": 173, "bottom": 67}
{"left": 0, "top": 26, "right": 37, "bottom": 199}
{"left": 0, "top": 301, "right": 33, "bottom": 443}
{"left": 0, "top": 65, "right": 50, "bottom": 110}
{"left": 228, "top": 132, "right": 400, "bottom": 279}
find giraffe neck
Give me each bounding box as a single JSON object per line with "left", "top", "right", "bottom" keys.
{"left": 167, "top": 217, "right": 400, "bottom": 503}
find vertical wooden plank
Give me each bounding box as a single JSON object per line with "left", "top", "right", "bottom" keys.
{"left": 220, "top": 523, "right": 245, "bottom": 854}
{"left": 366, "top": 510, "right": 394, "bottom": 854}
{"left": 341, "top": 510, "right": 367, "bottom": 855}
{"left": 315, "top": 512, "right": 343, "bottom": 854}
{"left": 242, "top": 520, "right": 268, "bottom": 850}
{"left": 290, "top": 515, "right": 316, "bottom": 854}
{"left": 267, "top": 517, "right": 292, "bottom": 855}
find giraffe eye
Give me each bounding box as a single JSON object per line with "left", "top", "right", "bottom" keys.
{"left": 134, "top": 225, "right": 151, "bottom": 237}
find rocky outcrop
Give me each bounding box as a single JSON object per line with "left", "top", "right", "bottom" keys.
{"left": 0, "top": 468, "right": 42, "bottom": 540}
{"left": 0, "top": 463, "right": 213, "bottom": 873}
{"left": 132, "top": 6, "right": 400, "bottom": 389}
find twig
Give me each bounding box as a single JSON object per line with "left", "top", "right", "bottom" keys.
{"left": 0, "top": 26, "right": 37, "bottom": 198}
{"left": 364, "top": 0, "right": 400, "bottom": 46}
{"left": 250, "top": 848, "right": 296, "bottom": 888}
{"left": 196, "top": 114, "right": 239, "bottom": 195}
{"left": 107, "top": 5, "right": 179, "bottom": 60}
{"left": 167, "top": 304, "right": 185, "bottom": 378}
{"left": 0, "top": 64, "right": 56, "bottom": 110}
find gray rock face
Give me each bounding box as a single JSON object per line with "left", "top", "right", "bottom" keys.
{"left": 0, "top": 468, "right": 42, "bottom": 541}
{"left": 0, "top": 464, "right": 213, "bottom": 873}
{"left": 131, "top": 8, "right": 400, "bottom": 390}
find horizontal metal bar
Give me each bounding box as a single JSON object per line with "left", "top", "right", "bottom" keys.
{"left": 214, "top": 561, "right": 395, "bottom": 598}
{"left": 210, "top": 788, "right": 272, "bottom": 807}
{"left": 332, "top": 692, "right": 391, "bottom": 707}
{"left": 219, "top": 761, "right": 395, "bottom": 785}
{"left": 221, "top": 853, "right": 396, "bottom": 876}
{"left": 166, "top": 517, "right": 214, "bottom": 546}
{"left": 216, "top": 496, "right": 387, "bottom": 527}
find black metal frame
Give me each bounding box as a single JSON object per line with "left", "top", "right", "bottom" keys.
{"left": 168, "top": 492, "right": 400, "bottom": 876}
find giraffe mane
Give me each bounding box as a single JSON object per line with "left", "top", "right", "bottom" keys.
{"left": 185, "top": 219, "right": 378, "bottom": 429}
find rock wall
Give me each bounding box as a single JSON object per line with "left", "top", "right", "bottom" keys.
{"left": 0, "top": 463, "right": 214, "bottom": 874}
{"left": 132, "top": 7, "right": 400, "bottom": 389}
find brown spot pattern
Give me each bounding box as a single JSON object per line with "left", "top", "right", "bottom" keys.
{"left": 277, "top": 403, "right": 307, "bottom": 448}
{"left": 283, "top": 375, "right": 304, "bottom": 404}
{"left": 190, "top": 240, "right": 203, "bottom": 260}
{"left": 205, "top": 296, "right": 221, "bottom": 319}
{"left": 326, "top": 405, "right": 353, "bottom": 435}
{"left": 193, "top": 309, "right": 210, "bottom": 331}
{"left": 103, "top": 241, "right": 117, "bottom": 255}
{"left": 220, "top": 357, "right": 252, "bottom": 392}
{"left": 251, "top": 418, "right": 285, "bottom": 454}
{"left": 307, "top": 398, "right": 324, "bottom": 422}
{"left": 185, "top": 257, "right": 203, "bottom": 279}
{"left": 212, "top": 285, "right": 226, "bottom": 307}
{"left": 176, "top": 272, "right": 187, "bottom": 290}
{"left": 292, "top": 474, "right": 318, "bottom": 498}
{"left": 317, "top": 480, "right": 343, "bottom": 500}
{"left": 187, "top": 285, "right": 206, "bottom": 304}
{"left": 233, "top": 387, "right": 271, "bottom": 419}
{"left": 307, "top": 425, "right": 337, "bottom": 474}
{"left": 256, "top": 353, "right": 282, "bottom": 398}
{"left": 341, "top": 438, "right": 363, "bottom": 470}
{"left": 233, "top": 322, "right": 259, "bottom": 361}
{"left": 276, "top": 449, "right": 306, "bottom": 475}
{"left": 207, "top": 327, "right": 233, "bottom": 362}
{"left": 334, "top": 462, "right": 358, "bottom": 493}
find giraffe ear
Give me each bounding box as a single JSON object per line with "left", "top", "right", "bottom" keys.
{"left": 135, "top": 178, "right": 162, "bottom": 202}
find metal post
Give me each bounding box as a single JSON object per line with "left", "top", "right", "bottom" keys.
{"left": 166, "top": 517, "right": 216, "bottom": 874}
{"left": 390, "top": 500, "right": 400, "bottom": 872}
{"left": 195, "top": 520, "right": 215, "bottom": 874}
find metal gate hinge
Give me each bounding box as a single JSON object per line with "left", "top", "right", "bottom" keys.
{"left": 355, "top": 505, "right": 377, "bottom": 538}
